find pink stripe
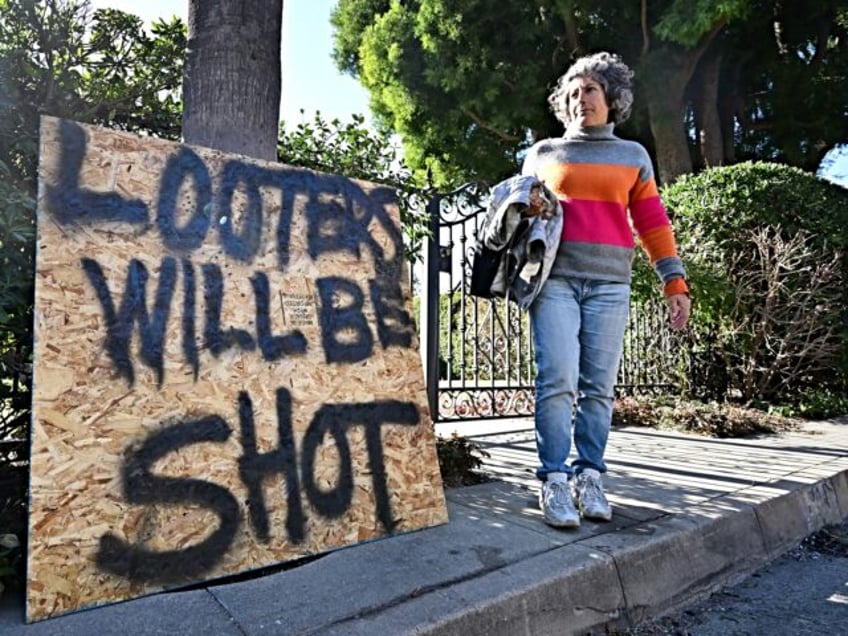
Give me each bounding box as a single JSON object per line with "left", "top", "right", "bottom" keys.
{"left": 630, "top": 196, "right": 670, "bottom": 234}
{"left": 561, "top": 199, "right": 634, "bottom": 247}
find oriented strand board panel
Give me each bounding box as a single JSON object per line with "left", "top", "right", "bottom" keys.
{"left": 28, "top": 117, "right": 448, "bottom": 622}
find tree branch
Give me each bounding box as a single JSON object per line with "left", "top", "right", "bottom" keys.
{"left": 460, "top": 108, "right": 521, "bottom": 142}
{"left": 725, "top": 228, "right": 842, "bottom": 401}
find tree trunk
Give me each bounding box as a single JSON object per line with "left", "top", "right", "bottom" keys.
{"left": 646, "top": 100, "right": 691, "bottom": 185}
{"left": 719, "top": 58, "right": 747, "bottom": 165}
{"left": 182, "top": 0, "right": 283, "bottom": 161}
{"left": 638, "top": 20, "right": 728, "bottom": 184}
{"left": 641, "top": 60, "right": 692, "bottom": 186}
{"left": 692, "top": 48, "right": 724, "bottom": 170}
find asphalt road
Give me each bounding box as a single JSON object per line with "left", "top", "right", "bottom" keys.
{"left": 619, "top": 519, "right": 848, "bottom": 635}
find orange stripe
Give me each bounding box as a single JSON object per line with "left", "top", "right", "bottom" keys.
{"left": 639, "top": 225, "right": 678, "bottom": 263}
{"left": 630, "top": 174, "right": 660, "bottom": 202}
{"left": 664, "top": 277, "right": 689, "bottom": 297}
{"left": 536, "top": 163, "right": 638, "bottom": 204}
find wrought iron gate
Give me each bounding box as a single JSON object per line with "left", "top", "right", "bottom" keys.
{"left": 420, "top": 183, "right": 688, "bottom": 423}
{"left": 420, "top": 183, "right": 536, "bottom": 422}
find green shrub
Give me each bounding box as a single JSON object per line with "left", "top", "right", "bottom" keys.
{"left": 660, "top": 162, "right": 848, "bottom": 404}
{"left": 664, "top": 162, "right": 847, "bottom": 244}
{"left": 0, "top": 167, "right": 34, "bottom": 582}
{"left": 777, "top": 387, "right": 848, "bottom": 420}
{"left": 0, "top": 164, "right": 35, "bottom": 329}
{"left": 436, "top": 433, "right": 490, "bottom": 487}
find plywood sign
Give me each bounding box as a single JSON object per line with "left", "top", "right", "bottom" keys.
{"left": 28, "top": 117, "right": 448, "bottom": 622}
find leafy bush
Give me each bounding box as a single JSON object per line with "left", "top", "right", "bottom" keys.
{"left": 660, "top": 162, "right": 848, "bottom": 404}
{"left": 773, "top": 387, "right": 848, "bottom": 420}
{"left": 0, "top": 0, "right": 187, "bottom": 597}
{"left": 436, "top": 433, "right": 491, "bottom": 487}
{"left": 0, "top": 163, "right": 35, "bottom": 328}
{"left": 663, "top": 162, "right": 847, "bottom": 250}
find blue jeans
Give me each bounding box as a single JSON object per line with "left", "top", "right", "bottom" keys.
{"left": 530, "top": 277, "right": 630, "bottom": 480}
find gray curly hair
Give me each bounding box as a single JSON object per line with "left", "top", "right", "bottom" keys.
{"left": 548, "top": 51, "right": 634, "bottom": 126}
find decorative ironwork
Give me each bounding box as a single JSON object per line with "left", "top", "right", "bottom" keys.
{"left": 617, "top": 297, "right": 688, "bottom": 396}
{"left": 438, "top": 386, "right": 535, "bottom": 420}
{"left": 420, "top": 182, "right": 539, "bottom": 421}
{"left": 421, "top": 182, "right": 691, "bottom": 422}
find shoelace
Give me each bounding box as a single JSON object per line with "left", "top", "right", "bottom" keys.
{"left": 580, "top": 477, "right": 606, "bottom": 504}
{"left": 547, "top": 481, "right": 573, "bottom": 507}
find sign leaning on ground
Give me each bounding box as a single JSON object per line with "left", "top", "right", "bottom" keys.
{"left": 27, "top": 117, "right": 448, "bottom": 622}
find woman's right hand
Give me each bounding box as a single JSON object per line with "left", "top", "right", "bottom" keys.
{"left": 666, "top": 293, "right": 691, "bottom": 331}
{"left": 524, "top": 185, "right": 547, "bottom": 217}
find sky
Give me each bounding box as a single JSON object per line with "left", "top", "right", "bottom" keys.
{"left": 87, "top": 1, "right": 846, "bottom": 186}
{"left": 87, "top": 0, "right": 372, "bottom": 129}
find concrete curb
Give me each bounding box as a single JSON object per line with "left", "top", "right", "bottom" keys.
{"left": 315, "top": 464, "right": 848, "bottom": 635}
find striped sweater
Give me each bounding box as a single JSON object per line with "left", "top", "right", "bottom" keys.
{"left": 521, "top": 123, "right": 688, "bottom": 297}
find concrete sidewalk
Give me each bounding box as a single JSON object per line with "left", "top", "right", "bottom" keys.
{"left": 2, "top": 418, "right": 847, "bottom": 635}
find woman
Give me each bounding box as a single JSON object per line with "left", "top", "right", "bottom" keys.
{"left": 521, "top": 52, "right": 690, "bottom": 528}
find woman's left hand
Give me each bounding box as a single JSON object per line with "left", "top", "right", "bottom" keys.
{"left": 667, "top": 293, "right": 691, "bottom": 331}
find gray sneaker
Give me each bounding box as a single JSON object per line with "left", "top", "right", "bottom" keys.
{"left": 573, "top": 469, "right": 612, "bottom": 521}
{"left": 539, "top": 474, "right": 580, "bottom": 528}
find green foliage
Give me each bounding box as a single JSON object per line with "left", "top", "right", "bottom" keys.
{"left": 0, "top": 0, "right": 187, "bottom": 346}
{"left": 437, "top": 291, "right": 534, "bottom": 383}
{"left": 279, "top": 111, "right": 411, "bottom": 186}
{"left": 654, "top": 0, "right": 750, "bottom": 46}
{"left": 438, "top": 292, "right": 467, "bottom": 381}
{"left": 0, "top": 163, "right": 35, "bottom": 328}
{"left": 436, "top": 432, "right": 490, "bottom": 487}
{"left": 332, "top": 0, "right": 560, "bottom": 187}
{"left": 727, "top": 2, "right": 848, "bottom": 171}
{"left": 332, "top": 0, "right": 848, "bottom": 184}
{"left": 0, "top": 165, "right": 31, "bottom": 602}
{"left": 0, "top": 0, "right": 186, "bottom": 186}
{"left": 0, "top": 0, "right": 186, "bottom": 327}
{"left": 768, "top": 387, "right": 848, "bottom": 421}
{"left": 662, "top": 162, "right": 848, "bottom": 403}
{"left": 278, "top": 110, "right": 431, "bottom": 262}
{"left": 0, "top": 3, "right": 187, "bottom": 599}
{"left": 331, "top": 0, "right": 389, "bottom": 75}
{"left": 663, "top": 161, "right": 847, "bottom": 304}
{"left": 628, "top": 247, "right": 662, "bottom": 306}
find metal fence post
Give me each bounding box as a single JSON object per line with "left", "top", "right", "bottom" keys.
{"left": 420, "top": 192, "right": 441, "bottom": 423}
